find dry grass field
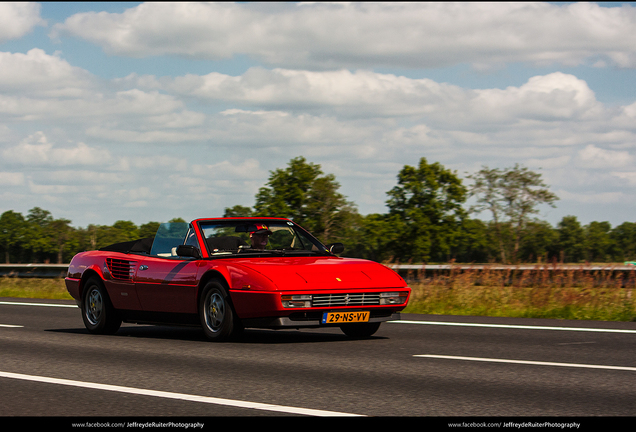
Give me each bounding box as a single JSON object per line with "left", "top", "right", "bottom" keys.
{"left": 402, "top": 265, "right": 636, "bottom": 321}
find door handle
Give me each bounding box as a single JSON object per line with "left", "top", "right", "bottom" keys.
{"left": 139, "top": 265, "right": 148, "bottom": 271}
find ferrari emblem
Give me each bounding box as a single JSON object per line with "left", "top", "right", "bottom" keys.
{"left": 336, "top": 277, "right": 341, "bottom": 281}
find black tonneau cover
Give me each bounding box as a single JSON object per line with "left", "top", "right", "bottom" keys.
{"left": 98, "top": 237, "right": 154, "bottom": 254}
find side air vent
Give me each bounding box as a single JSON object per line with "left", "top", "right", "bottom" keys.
{"left": 106, "top": 258, "right": 136, "bottom": 281}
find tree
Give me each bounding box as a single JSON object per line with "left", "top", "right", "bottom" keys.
{"left": 112, "top": 220, "right": 139, "bottom": 242}
{"left": 349, "top": 213, "right": 402, "bottom": 262}
{"left": 583, "top": 221, "right": 614, "bottom": 263}
{"left": 304, "top": 174, "right": 359, "bottom": 244}
{"left": 0, "top": 210, "right": 27, "bottom": 263}
{"left": 25, "top": 207, "right": 55, "bottom": 262}
{"left": 223, "top": 205, "right": 253, "bottom": 218}
{"left": 518, "top": 220, "right": 559, "bottom": 263}
{"left": 468, "top": 164, "right": 558, "bottom": 263}
{"left": 453, "top": 218, "right": 491, "bottom": 263}
{"left": 386, "top": 157, "right": 467, "bottom": 262}
{"left": 557, "top": 216, "right": 585, "bottom": 263}
{"left": 139, "top": 221, "right": 161, "bottom": 239}
{"left": 466, "top": 167, "right": 507, "bottom": 262}
{"left": 610, "top": 222, "right": 636, "bottom": 262}
{"left": 49, "top": 218, "right": 73, "bottom": 264}
{"left": 253, "top": 157, "right": 358, "bottom": 244}
{"left": 254, "top": 157, "right": 323, "bottom": 221}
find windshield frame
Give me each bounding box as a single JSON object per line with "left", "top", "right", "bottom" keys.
{"left": 195, "top": 218, "right": 330, "bottom": 258}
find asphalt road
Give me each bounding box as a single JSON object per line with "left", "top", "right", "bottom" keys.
{"left": 1, "top": 297, "right": 635, "bottom": 422}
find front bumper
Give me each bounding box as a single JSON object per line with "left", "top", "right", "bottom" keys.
{"left": 242, "top": 311, "right": 402, "bottom": 329}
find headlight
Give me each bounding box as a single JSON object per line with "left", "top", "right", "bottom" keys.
{"left": 379, "top": 291, "right": 408, "bottom": 305}
{"left": 281, "top": 295, "right": 312, "bottom": 308}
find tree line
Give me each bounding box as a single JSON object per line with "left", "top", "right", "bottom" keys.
{"left": 1, "top": 157, "right": 635, "bottom": 264}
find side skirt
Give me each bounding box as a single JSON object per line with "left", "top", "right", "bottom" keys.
{"left": 119, "top": 310, "right": 199, "bottom": 327}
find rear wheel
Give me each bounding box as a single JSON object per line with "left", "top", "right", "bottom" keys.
{"left": 81, "top": 277, "right": 121, "bottom": 335}
{"left": 199, "top": 280, "right": 242, "bottom": 341}
{"left": 340, "top": 322, "right": 381, "bottom": 338}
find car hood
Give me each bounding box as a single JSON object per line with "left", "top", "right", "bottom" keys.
{"left": 229, "top": 256, "right": 406, "bottom": 291}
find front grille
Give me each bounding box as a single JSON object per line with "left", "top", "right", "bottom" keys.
{"left": 106, "top": 258, "right": 136, "bottom": 281}
{"left": 312, "top": 293, "right": 381, "bottom": 307}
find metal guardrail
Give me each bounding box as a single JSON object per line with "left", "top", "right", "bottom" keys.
{"left": 389, "top": 264, "right": 636, "bottom": 271}
{"left": 1, "top": 263, "right": 634, "bottom": 279}
{"left": 0, "top": 264, "right": 69, "bottom": 278}
{"left": 388, "top": 263, "right": 636, "bottom": 286}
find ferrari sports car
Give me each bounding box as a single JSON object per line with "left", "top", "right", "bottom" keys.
{"left": 65, "top": 218, "right": 411, "bottom": 341}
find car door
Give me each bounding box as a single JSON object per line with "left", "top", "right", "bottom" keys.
{"left": 133, "top": 222, "right": 203, "bottom": 314}
{"left": 134, "top": 256, "right": 202, "bottom": 313}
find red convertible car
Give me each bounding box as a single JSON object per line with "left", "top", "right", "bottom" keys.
{"left": 65, "top": 218, "right": 410, "bottom": 341}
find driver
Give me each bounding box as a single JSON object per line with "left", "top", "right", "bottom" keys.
{"left": 250, "top": 224, "right": 272, "bottom": 250}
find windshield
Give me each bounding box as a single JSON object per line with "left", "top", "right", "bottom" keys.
{"left": 198, "top": 220, "right": 328, "bottom": 256}
{"left": 149, "top": 222, "right": 191, "bottom": 257}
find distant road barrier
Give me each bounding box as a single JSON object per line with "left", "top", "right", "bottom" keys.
{"left": 389, "top": 263, "right": 636, "bottom": 271}
{"left": 388, "top": 263, "right": 636, "bottom": 287}
{"left": 1, "top": 263, "right": 635, "bottom": 283}
{"left": 0, "top": 264, "right": 68, "bottom": 278}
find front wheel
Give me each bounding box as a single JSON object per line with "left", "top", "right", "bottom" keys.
{"left": 81, "top": 277, "right": 121, "bottom": 335}
{"left": 340, "top": 322, "right": 381, "bottom": 338}
{"left": 199, "top": 280, "right": 242, "bottom": 341}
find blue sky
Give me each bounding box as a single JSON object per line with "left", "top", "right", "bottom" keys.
{"left": 1, "top": 2, "right": 635, "bottom": 228}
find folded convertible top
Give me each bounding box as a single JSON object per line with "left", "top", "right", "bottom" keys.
{"left": 98, "top": 237, "right": 154, "bottom": 254}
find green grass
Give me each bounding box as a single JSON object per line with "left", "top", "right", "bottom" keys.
{"left": 0, "top": 277, "right": 73, "bottom": 300}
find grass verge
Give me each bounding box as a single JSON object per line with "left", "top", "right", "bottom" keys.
{"left": 0, "top": 277, "right": 73, "bottom": 300}
{"left": 402, "top": 267, "right": 636, "bottom": 322}
{"left": 3, "top": 272, "right": 635, "bottom": 322}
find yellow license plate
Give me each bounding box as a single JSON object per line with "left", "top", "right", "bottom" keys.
{"left": 321, "top": 311, "right": 370, "bottom": 324}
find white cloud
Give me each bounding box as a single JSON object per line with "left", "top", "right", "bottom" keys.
{"left": 191, "top": 159, "right": 265, "bottom": 180}
{"left": 0, "top": 172, "right": 25, "bottom": 186}
{"left": 44, "top": 170, "right": 130, "bottom": 185}
{"left": 611, "top": 171, "right": 636, "bottom": 186}
{"left": 0, "top": 3, "right": 45, "bottom": 43}
{"left": 50, "top": 2, "right": 636, "bottom": 69}
{"left": 27, "top": 180, "right": 79, "bottom": 195}
{"left": 2, "top": 132, "right": 112, "bottom": 166}
{"left": 164, "top": 68, "right": 465, "bottom": 119}
{"left": 556, "top": 189, "right": 625, "bottom": 205}
{"left": 471, "top": 73, "right": 602, "bottom": 122}
{"left": 150, "top": 69, "right": 606, "bottom": 129}
{"left": 0, "top": 49, "right": 95, "bottom": 97}
{"left": 576, "top": 144, "right": 633, "bottom": 168}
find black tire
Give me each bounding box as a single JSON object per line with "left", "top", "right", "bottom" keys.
{"left": 340, "top": 322, "right": 381, "bottom": 338}
{"left": 81, "top": 277, "right": 121, "bottom": 335}
{"left": 199, "top": 280, "right": 242, "bottom": 341}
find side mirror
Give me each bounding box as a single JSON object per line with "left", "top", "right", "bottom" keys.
{"left": 327, "top": 243, "right": 345, "bottom": 255}
{"left": 176, "top": 245, "right": 202, "bottom": 259}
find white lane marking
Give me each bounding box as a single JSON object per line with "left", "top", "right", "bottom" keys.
{"left": 0, "top": 371, "right": 362, "bottom": 417}
{"left": 0, "top": 324, "right": 23, "bottom": 328}
{"left": 0, "top": 301, "right": 77, "bottom": 308}
{"left": 391, "top": 320, "right": 636, "bottom": 334}
{"left": 414, "top": 355, "right": 636, "bottom": 372}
